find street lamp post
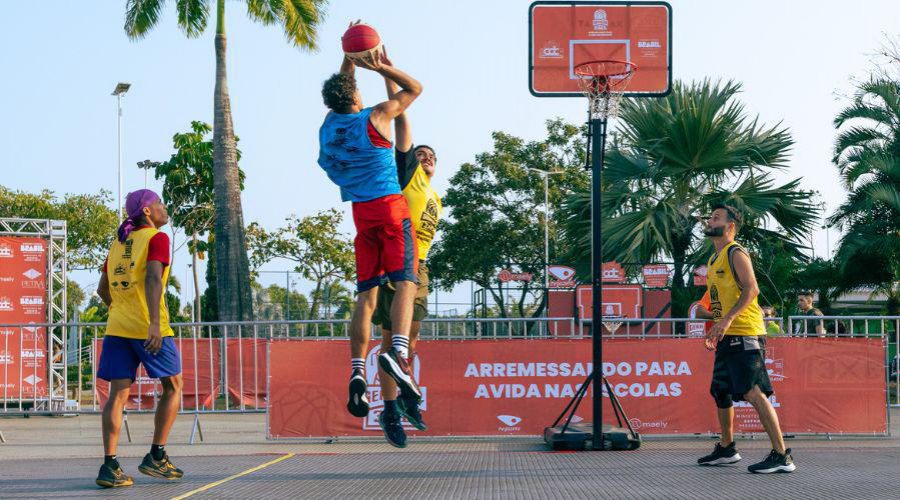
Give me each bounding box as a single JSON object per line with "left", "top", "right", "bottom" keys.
{"left": 111, "top": 83, "right": 131, "bottom": 218}
{"left": 527, "top": 168, "right": 565, "bottom": 316}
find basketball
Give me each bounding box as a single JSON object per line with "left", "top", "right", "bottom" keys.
{"left": 342, "top": 23, "right": 381, "bottom": 60}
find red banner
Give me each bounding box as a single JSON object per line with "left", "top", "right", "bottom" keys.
{"left": 94, "top": 338, "right": 222, "bottom": 410}
{"left": 268, "top": 338, "right": 887, "bottom": 438}
{"left": 226, "top": 339, "right": 267, "bottom": 408}
{"left": 642, "top": 264, "right": 670, "bottom": 288}
{"left": 0, "top": 237, "right": 49, "bottom": 400}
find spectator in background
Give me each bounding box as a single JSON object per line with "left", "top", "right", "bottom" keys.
{"left": 794, "top": 292, "right": 825, "bottom": 337}
{"left": 761, "top": 305, "right": 782, "bottom": 336}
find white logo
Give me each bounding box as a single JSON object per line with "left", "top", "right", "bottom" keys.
{"left": 0, "top": 328, "right": 14, "bottom": 336}
{"left": 21, "top": 349, "right": 46, "bottom": 359}
{"left": 592, "top": 9, "right": 609, "bottom": 31}
{"left": 540, "top": 40, "right": 563, "bottom": 58}
{"left": 0, "top": 244, "right": 12, "bottom": 258}
{"left": 0, "top": 353, "right": 12, "bottom": 364}
{"left": 638, "top": 39, "right": 661, "bottom": 49}
{"left": 23, "top": 269, "right": 42, "bottom": 280}
{"left": 548, "top": 266, "right": 576, "bottom": 281}
{"left": 21, "top": 296, "right": 44, "bottom": 306}
{"left": 0, "top": 297, "right": 12, "bottom": 311}
{"left": 20, "top": 243, "right": 44, "bottom": 254}
{"left": 497, "top": 415, "right": 522, "bottom": 426}
{"left": 24, "top": 374, "right": 43, "bottom": 385}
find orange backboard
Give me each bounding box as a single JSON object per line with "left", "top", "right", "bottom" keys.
{"left": 529, "top": 1, "right": 672, "bottom": 97}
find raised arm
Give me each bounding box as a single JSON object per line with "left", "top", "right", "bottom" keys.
{"left": 382, "top": 49, "right": 412, "bottom": 152}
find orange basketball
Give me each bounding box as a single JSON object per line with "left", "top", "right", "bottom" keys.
{"left": 342, "top": 23, "right": 381, "bottom": 55}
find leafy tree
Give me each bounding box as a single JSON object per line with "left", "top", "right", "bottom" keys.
{"left": 254, "top": 282, "right": 309, "bottom": 321}
{"left": 429, "top": 119, "right": 590, "bottom": 318}
{"left": 247, "top": 209, "right": 355, "bottom": 319}
{"left": 124, "top": 0, "right": 327, "bottom": 321}
{"left": 0, "top": 186, "right": 118, "bottom": 270}
{"left": 142, "top": 121, "right": 246, "bottom": 322}
{"left": 828, "top": 78, "right": 900, "bottom": 315}
{"left": 560, "top": 80, "right": 820, "bottom": 317}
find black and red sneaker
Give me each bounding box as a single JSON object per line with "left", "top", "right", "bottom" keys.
{"left": 378, "top": 348, "right": 421, "bottom": 402}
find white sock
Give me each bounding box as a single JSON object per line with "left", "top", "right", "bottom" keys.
{"left": 351, "top": 358, "right": 364, "bottom": 374}
{"left": 392, "top": 335, "right": 410, "bottom": 359}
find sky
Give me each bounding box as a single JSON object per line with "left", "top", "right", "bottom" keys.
{"left": 1, "top": 0, "right": 898, "bottom": 314}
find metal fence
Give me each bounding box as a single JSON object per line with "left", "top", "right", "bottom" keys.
{"left": 2, "top": 316, "right": 898, "bottom": 418}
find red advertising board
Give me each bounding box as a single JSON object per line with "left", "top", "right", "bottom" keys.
{"left": 642, "top": 264, "right": 670, "bottom": 288}
{"left": 0, "top": 237, "right": 49, "bottom": 400}
{"left": 268, "top": 338, "right": 887, "bottom": 438}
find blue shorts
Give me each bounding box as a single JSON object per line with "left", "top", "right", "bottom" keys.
{"left": 97, "top": 335, "right": 182, "bottom": 382}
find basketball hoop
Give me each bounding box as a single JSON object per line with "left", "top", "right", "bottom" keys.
{"left": 574, "top": 60, "right": 636, "bottom": 120}
{"left": 601, "top": 317, "right": 624, "bottom": 336}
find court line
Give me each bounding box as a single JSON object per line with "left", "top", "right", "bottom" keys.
{"left": 171, "top": 453, "right": 295, "bottom": 500}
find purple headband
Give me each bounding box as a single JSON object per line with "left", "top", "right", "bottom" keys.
{"left": 117, "top": 189, "right": 161, "bottom": 242}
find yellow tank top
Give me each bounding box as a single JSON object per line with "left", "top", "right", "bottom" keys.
{"left": 402, "top": 166, "right": 442, "bottom": 260}
{"left": 706, "top": 241, "right": 764, "bottom": 336}
{"left": 106, "top": 228, "right": 174, "bottom": 339}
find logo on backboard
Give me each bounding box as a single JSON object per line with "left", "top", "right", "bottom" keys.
{"left": 592, "top": 10, "right": 609, "bottom": 31}
{"left": 540, "top": 40, "right": 563, "bottom": 58}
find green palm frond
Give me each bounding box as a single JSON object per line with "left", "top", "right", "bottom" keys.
{"left": 247, "top": 0, "right": 328, "bottom": 50}
{"left": 175, "top": 0, "right": 209, "bottom": 37}
{"left": 125, "top": 0, "right": 167, "bottom": 39}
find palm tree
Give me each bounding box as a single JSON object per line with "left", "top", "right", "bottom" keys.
{"left": 124, "top": 0, "right": 327, "bottom": 321}
{"left": 560, "top": 80, "right": 820, "bottom": 317}
{"left": 829, "top": 79, "right": 900, "bottom": 314}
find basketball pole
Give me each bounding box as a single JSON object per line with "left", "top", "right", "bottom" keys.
{"left": 589, "top": 113, "right": 607, "bottom": 450}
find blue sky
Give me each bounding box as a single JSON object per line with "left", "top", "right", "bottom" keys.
{"left": 1, "top": 1, "right": 898, "bottom": 313}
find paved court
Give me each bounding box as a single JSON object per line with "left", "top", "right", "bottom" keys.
{"left": 1, "top": 413, "right": 897, "bottom": 499}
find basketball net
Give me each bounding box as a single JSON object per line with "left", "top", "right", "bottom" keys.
{"left": 574, "top": 60, "right": 636, "bottom": 120}
{"left": 601, "top": 317, "right": 624, "bottom": 336}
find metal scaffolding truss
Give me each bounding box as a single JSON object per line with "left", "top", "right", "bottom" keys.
{"left": 0, "top": 218, "right": 68, "bottom": 410}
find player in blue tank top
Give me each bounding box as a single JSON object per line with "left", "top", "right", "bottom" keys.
{"left": 316, "top": 36, "right": 426, "bottom": 448}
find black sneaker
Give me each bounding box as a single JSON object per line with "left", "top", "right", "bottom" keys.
{"left": 748, "top": 449, "right": 796, "bottom": 474}
{"left": 398, "top": 396, "right": 427, "bottom": 431}
{"left": 378, "top": 409, "right": 407, "bottom": 448}
{"left": 95, "top": 463, "right": 134, "bottom": 488}
{"left": 138, "top": 453, "right": 184, "bottom": 480}
{"left": 378, "top": 348, "right": 421, "bottom": 402}
{"left": 697, "top": 442, "right": 742, "bottom": 466}
{"left": 347, "top": 369, "right": 369, "bottom": 417}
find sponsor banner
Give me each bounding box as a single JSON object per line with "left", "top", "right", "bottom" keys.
{"left": 268, "top": 338, "right": 886, "bottom": 438}
{"left": 548, "top": 265, "right": 577, "bottom": 289}
{"left": 601, "top": 262, "right": 626, "bottom": 283}
{"left": 498, "top": 270, "right": 533, "bottom": 283}
{"left": 693, "top": 266, "right": 708, "bottom": 286}
{"left": 642, "top": 265, "right": 670, "bottom": 288}
{"left": 94, "top": 338, "right": 223, "bottom": 410}
{"left": 0, "top": 237, "right": 49, "bottom": 399}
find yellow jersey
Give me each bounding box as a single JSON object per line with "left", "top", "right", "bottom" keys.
{"left": 105, "top": 227, "right": 174, "bottom": 339}
{"left": 401, "top": 165, "right": 442, "bottom": 261}
{"left": 706, "top": 241, "right": 765, "bottom": 336}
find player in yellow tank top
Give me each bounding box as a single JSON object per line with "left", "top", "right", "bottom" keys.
{"left": 694, "top": 203, "right": 795, "bottom": 474}
{"left": 95, "top": 190, "right": 185, "bottom": 487}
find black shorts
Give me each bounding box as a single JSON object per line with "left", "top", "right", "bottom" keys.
{"left": 709, "top": 335, "right": 773, "bottom": 408}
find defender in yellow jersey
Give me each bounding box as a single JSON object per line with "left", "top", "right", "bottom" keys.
{"left": 359, "top": 52, "right": 442, "bottom": 447}
{"left": 695, "top": 204, "right": 795, "bottom": 474}
{"left": 95, "top": 190, "right": 184, "bottom": 487}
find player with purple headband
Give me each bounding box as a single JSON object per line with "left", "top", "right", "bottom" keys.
{"left": 94, "top": 189, "right": 185, "bottom": 488}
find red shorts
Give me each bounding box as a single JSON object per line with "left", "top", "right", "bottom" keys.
{"left": 352, "top": 194, "right": 419, "bottom": 292}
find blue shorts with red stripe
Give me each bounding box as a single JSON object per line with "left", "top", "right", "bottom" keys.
{"left": 352, "top": 194, "right": 419, "bottom": 292}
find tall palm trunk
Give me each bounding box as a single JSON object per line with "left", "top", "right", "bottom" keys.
{"left": 212, "top": 0, "right": 254, "bottom": 321}
{"left": 192, "top": 232, "right": 202, "bottom": 323}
